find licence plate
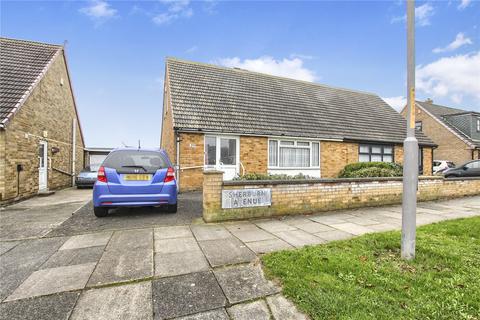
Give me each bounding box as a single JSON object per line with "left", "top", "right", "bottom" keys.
{"left": 123, "top": 174, "right": 152, "bottom": 181}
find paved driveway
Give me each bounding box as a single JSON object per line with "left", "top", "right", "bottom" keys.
{"left": 1, "top": 191, "right": 479, "bottom": 320}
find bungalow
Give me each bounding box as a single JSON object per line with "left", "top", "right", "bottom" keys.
{"left": 401, "top": 99, "right": 480, "bottom": 165}
{"left": 0, "top": 37, "right": 85, "bottom": 203}
{"left": 161, "top": 58, "right": 435, "bottom": 191}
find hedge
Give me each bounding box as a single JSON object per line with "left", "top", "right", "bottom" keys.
{"left": 338, "top": 162, "right": 403, "bottom": 178}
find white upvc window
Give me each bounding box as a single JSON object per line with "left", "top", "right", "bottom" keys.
{"left": 268, "top": 139, "right": 320, "bottom": 168}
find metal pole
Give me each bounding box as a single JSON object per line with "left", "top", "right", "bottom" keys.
{"left": 401, "top": 0, "right": 418, "bottom": 260}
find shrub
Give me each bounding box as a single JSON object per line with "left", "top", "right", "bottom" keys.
{"left": 338, "top": 162, "right": 403, "bottom": 178}
{"left": 234, "top": 172, "right": 315, "bottom": 181}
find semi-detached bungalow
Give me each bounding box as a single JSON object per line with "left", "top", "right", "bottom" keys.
{"left": 161, "top": 58, "right": 436, "bottom": 191}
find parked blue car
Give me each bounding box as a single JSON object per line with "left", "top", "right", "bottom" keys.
{"left": 93, "top": 148, "right": 178, "bottom": 217}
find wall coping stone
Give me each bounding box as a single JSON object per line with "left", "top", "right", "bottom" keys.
{"left": 222, "top": 176, "right": 462, "bottom": 186}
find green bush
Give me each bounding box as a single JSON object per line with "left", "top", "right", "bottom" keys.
{"left": 234, "top": 172, "right": 315, "bottom": 181}
{"left": 338, "top": 162, "right": 403, "bottom": 178}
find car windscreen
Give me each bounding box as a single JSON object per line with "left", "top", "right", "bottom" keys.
{"left": 102, "top": 150, "right": 168, "bottom": 174}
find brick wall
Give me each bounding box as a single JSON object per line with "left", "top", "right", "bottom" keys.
{"left": 320, "top": 141, "right": 358, "bottom": 178}
{"left": 203, "top": 172, "right": 480, "bottom": 222}
{"left": 240, "top": 136, "right": 268, "bottom": 175}
{"left": 160, "top": 73, "right": 176, "bottom": 163}
{"left": 178, "top": 132, "right": 204, "bottom": 191}
{"left": 0, "top": 53, "right": 85, "bottom": 203}
{"left": 401, "top": 105, "right": 474, "bottom": 164}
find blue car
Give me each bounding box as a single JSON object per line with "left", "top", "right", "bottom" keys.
{"left": 93, "top": 148, "right": 178, "bottom": 217}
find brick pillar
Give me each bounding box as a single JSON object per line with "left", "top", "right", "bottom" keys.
{"left": 203, "top": 170, "right": 224, "bottom": 222}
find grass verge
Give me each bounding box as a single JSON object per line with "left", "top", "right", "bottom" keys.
{"left": 262, "top": 217, "right": 480, "bottom": 320}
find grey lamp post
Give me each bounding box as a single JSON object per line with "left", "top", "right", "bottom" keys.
{"left": 401, "top": 0, "right": 418, "bottom": 260}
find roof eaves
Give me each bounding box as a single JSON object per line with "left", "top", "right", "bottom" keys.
{"left": 0, "top": 46, "right": 63, "bottom": 128}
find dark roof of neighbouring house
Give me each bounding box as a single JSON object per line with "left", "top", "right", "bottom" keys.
{"left": 0, "top": 37, "right": 63, "bottom": 126}
{"left": 166, "top": 58, "right": 436, "bottom": 146}
{"left": 416, "top": 100, "right": 480, "bottom": 148}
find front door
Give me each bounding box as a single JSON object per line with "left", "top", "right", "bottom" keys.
{"left": 205, "top": 136, "right": 240, "bottom": 180}
{"left": 38, "top": 141, "right": 48, "bottom": 191}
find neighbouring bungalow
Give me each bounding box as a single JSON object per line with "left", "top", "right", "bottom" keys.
{"left": 0, "top": 38, "right": 85, "bottom": 203}
{"left": 161, "top": 58, "right": 436, "bottom": 191}
{"left": 401, "top": 99, "right": 480, "bottom": 165}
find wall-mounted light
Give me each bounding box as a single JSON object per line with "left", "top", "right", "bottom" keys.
{"left": 51, "top": 147, "right": 60, "bottom": 154}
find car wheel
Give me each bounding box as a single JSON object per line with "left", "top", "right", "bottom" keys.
{"left": 166, "top": 203, "right": 177, "bottom": 213}
{"left": 76, "top": 185, "right": 83, "bottom": 189}
{"left": 94, "top": 206, "right": 109, "bottom": 217}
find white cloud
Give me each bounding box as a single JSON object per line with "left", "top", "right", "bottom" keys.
{"left": 416, "top": 51, "right": 480, "bottom": 104}
{"left": 433, "top": 33, "right": 473, "bottom": 53}
{"left": 153, "top": 0, "right": 193, "bottom": 25}
{"left": 80, "top": 0, "right": 117, "bottom": 20}
{"left": 382, "top": 96, "right": 407, "bottom": 111}
{"left": 185, "top": 45, "right": 198, "bottom": 53}
{"left": 215, "top": 56, "right": 318, "bottom": 82}
{"left": 391, "top": 3, "right": 435, "bottom": 27}
{"left": 458, "top": 0, "right": 472, "bottom": 10}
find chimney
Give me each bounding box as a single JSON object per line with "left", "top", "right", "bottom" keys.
{"left": 425, "top": 98, "right": 433, "bottom": 103}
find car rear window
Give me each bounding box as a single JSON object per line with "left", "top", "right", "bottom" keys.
{"left": 103, "top": 150, "right": 168, "bottom": 173}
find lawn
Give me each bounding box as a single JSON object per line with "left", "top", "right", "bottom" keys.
{"left": 262, "top": 217, "right": 480, "bottom": 320}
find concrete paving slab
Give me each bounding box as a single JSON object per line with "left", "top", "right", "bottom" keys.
{"left": 308, "top": 215, "right": 349, "bottom": 225}
{"left": 0, "top": 241, "right": 20, "bottom": 256}
{"left": 155, "top": 236, "right": 200, "bottom": 254}
{"left": 254, "top": 220, "right": 296, "bottom": 233}
{"left": 173, "top": 309, "right": 229, "bottom": 320}
{"left": 152, "top": 271, "right": 226, "bottom": 320}
{"left": 155, "top": 250, "right": 209, "bottom": 278}
{"left": 330, "top": 222, "right": 374, "bottom": 236}
{"left": 41, "top": 246, "right": 104, "bottom": 269}
{"left": 266, "top": 294, "right": 308, "bottom": 320}
{"left": 191, "top": 225, "right": 231, "bottom": 241}
{"left": 59, "top": 232, "right": 112, "bottom": 250}
{"left": 214, "top": 264, "right": 279, "bottom": 304}
{"left": 245, "top": 238, "right": 293, "bottom": 254}
{"left": 0, "top": 237, "right": 65, "bottom": 301}
{"left": 198, "top": 237, "right": 256, "bottom": 267}
{"left": 88, "top": 229, "right": 153, "bottom": 286}
{"left": 6, "top": 263, "right": 96, "bottom": 301}
{"left": 314, "top": 230, "right": 354, "bottom": 241}
{"left": 154, "top": 226, "right": 192, "bottom": 240}
{"left": 294, "top": 222, "right": 335, "bottom": 233}
{"left": 224, "top": 222, "right": 259, "bottom": 233}
{"left": 344, "top": 216, "right": 382, "bottom": 226}
{"left": 227, "top": 300, "right": 270, "bottom": 320}
{"left": 0, "top": 292, "right": 79, "bottom": 320}
{"left": 273, "top": 230, "right": 325, "bottom": 248}
{"left": 70, "top": 282, "right": 152, "bottom": 320}
{"left": 367, "top": 223, "right": 398, "bottom": 232}
{"left": 230, "top": 228, "right": 276, "bottom": 243}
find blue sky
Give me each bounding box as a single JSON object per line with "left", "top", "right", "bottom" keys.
{"left": 2, "top": 0, "right": 479, "bottom": 147}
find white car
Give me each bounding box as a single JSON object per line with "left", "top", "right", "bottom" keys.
{"left": 433, "top": 160, "right": 455, "bottom": 174}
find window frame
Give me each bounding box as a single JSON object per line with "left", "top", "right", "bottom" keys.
{"left": 415, "top": 121, "right": 423, "bottom": 132}
{"left": 268, "top": 139, "right": 320, "bottom": 169}
{"left": 358, "top": 144, "right": 394, "bottom": 163}
{"left": 476, "top": 118, "right": 480, "bottom": 132}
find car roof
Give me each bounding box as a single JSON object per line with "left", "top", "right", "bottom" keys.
{"left": 110, "top": 147, "right": 165, "bottom": 153}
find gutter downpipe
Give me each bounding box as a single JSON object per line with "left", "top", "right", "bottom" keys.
{"left": 176, "top": 130, "right": 181, "bottom": 189}
{"left": 72, "top": 118, "right": 76, "bottom": 186}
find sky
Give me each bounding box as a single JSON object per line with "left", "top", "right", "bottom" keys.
{"left": 2, "top": 0, "right": 479, "bottom": 148}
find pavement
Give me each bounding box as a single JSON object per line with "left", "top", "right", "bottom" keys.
{"left": 0, "top": 189, "right": 479, "bottom": 320}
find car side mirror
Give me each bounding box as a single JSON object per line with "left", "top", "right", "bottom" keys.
{"left": 463, "top": 166, "right": 468, "bottom": 170}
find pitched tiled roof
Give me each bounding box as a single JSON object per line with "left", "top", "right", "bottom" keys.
{"left": 166, "top": 58, "right": 435, "bottom": 146}
{"left": 0, "top": 37, "right": 62, "bottom": 126}
{"left": 416, "top": 101, "right": 480, "bottom": 148}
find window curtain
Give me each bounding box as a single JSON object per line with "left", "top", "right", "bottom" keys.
{"left": 279, "top": 147, "right": 310, "bottom": 167}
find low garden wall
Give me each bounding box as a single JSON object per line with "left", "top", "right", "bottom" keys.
{"left": 203, "top": 171, "right": 480, "bottom": 222}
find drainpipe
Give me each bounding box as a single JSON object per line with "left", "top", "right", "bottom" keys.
{"left": 72, "top": 118, "right": 76, "bottom": 186}
{"left": 176, "top": 130, "right": 181, "bottom": 189}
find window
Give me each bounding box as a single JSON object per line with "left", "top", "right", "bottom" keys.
{"left": 477, "top": 118, "right": 480, "bottom": 132}
{"left": 268, "top": 139, "right": 319, "bottom": 168}
{"left": 418, "top": 147, "right": 423, "bottom": 174}
{"left": 205, "top": 136, "right": 216, "bottom": 165}
{"left": 358, "top": 144, "right": 394, "bottom": 163}
{"left": 220, "top": 138, "right": 236, "bottom": 165}
{"left": 415, "top": 121, "right": 423, "bottom": 131}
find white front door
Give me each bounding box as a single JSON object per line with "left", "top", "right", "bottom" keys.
{"left": 205, "top": 136, "right": 240, "bottom": 180}
{"left": 38, "top": 141, "right": 48, "bottom": 191}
